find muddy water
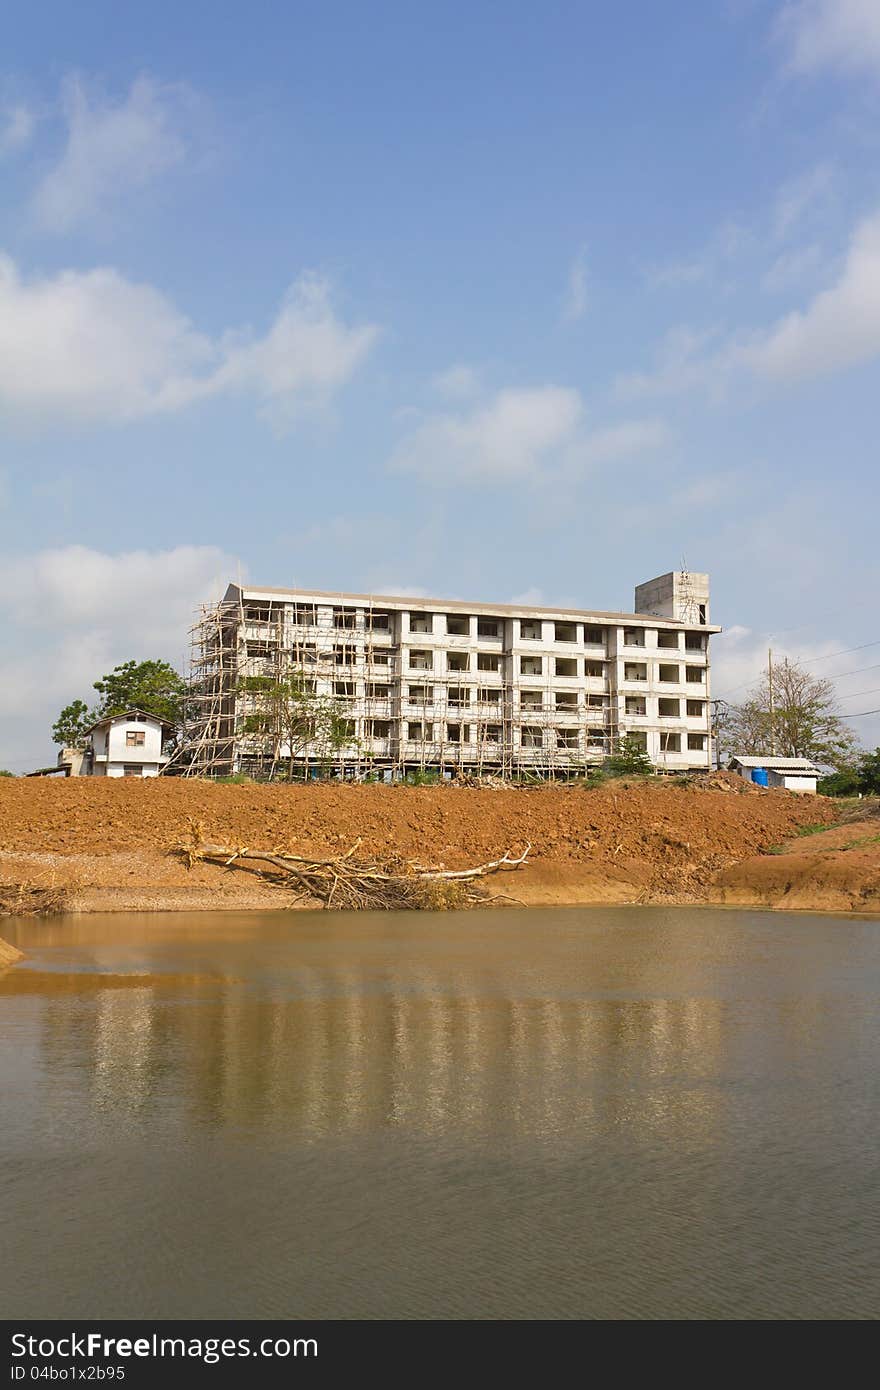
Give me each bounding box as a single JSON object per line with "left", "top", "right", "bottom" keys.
{"left": 2, "top": 906, "right": 879, "bottom": 1319}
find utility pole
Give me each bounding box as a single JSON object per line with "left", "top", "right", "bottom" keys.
{"left": 710, "top": 698, "right": 728, "bottom": 771}
{"left": 768, "top": 648, "right": 777, "bottom": 756}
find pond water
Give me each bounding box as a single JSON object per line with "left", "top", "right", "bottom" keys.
{"left": 2, "top": 905, "right": 879, "bottom": 1319}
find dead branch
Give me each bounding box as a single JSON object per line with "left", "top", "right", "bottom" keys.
{"left": 176, "top": 826, "right": 531, "bottom": 912}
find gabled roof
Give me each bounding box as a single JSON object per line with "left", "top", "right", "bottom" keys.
{"left": 83, "top": 708, "right": 172, "bottom": 736}
{"left": 729, "top": 755, "right": 822, "bottom": 774}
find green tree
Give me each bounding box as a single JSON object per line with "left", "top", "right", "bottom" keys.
{"left": 817, "top": 767, "right": 862, "bottom": 797}
{"left": 605, "top": 733, "right": 654, "bottom": 777}
{"left": 52, "top": 660, "right": 186, "bottom": 749}
{"left": 92, "top": 660, "right": 186, "bottom": 725}
{"left": 859, "top": 747, "right": 880, "bottom": 795}
{"left": 51, "top": 699, "right": 95, "bottom": 748}
{"left": 726, "top": 658, "right": 858, "bottom": 771}
{"left": 237, "top": 672, "right": 354, "bottom": 779}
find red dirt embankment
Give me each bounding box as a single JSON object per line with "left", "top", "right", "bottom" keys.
{"left": 1, "top": 773, "right": 872, "bottom": 915}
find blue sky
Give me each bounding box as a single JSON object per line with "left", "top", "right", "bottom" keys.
{"left": 2, "top": 0, "right": 880, "bottom": 769}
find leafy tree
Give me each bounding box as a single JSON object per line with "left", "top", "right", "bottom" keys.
{"left": 92, "top": 660, "right": 186, "bottom": 725}
{"left": 0, "top": 769, "right": 13, "bottom": 777}
{"left": 725, "top": 658, "right": 858, "bottom": 771}
{"left": 858, "top": 747, "right": 880, "bottom": 795}
{"left": 817, "top": 767, "right": 862, "bottom": 797}
{"left": 237, "top": 672, "right": 354, "bottom": 779}
{"left": 52, "top": 660, "right": 186, "bottom": 749}
{"left": 605, "top": 733, "right": 654, "bottom": 777}
{"left": 51, "top": 699, "right": 95, "bottom": 748}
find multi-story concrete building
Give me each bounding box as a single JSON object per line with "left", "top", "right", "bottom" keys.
{"left": 186, "top": 570, "right": 720, "bottom": 778}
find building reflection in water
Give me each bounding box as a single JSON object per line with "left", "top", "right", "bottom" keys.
{"left": 24, "top": 948, "right": 850, "bottom": 1154}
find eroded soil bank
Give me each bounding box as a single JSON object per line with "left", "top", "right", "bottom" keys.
{"left": 1, "top": 774, "right": 876, "bottom": 917}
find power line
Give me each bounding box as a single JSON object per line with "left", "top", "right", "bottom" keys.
{"left": 837, "top": 685, "right": 880, "bottom": 701}
{"left": 840, "top": 707, "right": 880, "bottom": 719}
{"left": 797, "top": 639, "right": 880, "bottom": 666}
{"left": 715, "top": 647, "right": 880, "bottom": 702}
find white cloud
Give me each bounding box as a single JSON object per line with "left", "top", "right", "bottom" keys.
{"left": 772, "top": 164, "right": 834, "bottom": 240}
{"left": 390, "top": 383, "right": 668, "bottom": 485}
{"left": 616, "top": 325, "right": 725, "bottom": 400}
{"left": 761, "top": 243, "right": 823, "bottom": 292}
{"left": 33, "top": 75, "right": 188, "bottom": 233}
{"left": 0, "top": 256, "right": 378, "bottom": 426}
{"left": 648, "top": 222, "right": 752, "bottom": 291}
{"left": 431, "top": 364, "right": 481, "bottom": 399}
{"left": 673, "top": 471, "right": 741, "bottom": 509}
{"left": 562, "top": 246, "right": 588, "bottom": 321}
{"left": 623, "top": 208, "right": 880, "bottom": 395}
{"left": 743, "top": 209, "right": 880, "bottom": 380}
{"left": 391, "top": 386, "right": 583, "bottom": 482}
{"left": 0, "top": 104, "right": 34, "bottom": 156}
{"left": 508, "top": 586, "right": 545, "bottom": 606}
{"left": 777, "top": 0, "right": 880, "bottom": 78}
{"left": 0, "top": 544, "right": 236, "bottom": 772}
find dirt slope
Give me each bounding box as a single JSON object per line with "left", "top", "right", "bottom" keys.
{"left": 0, "top": 774, "right": 855, "bottom": 913}
{"left": 714, "top": 816, "right": 880, "bottom": 914}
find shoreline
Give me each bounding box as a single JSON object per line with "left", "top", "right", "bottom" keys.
{"left": 2, "top": 776, "right": 878, "bottom": 924}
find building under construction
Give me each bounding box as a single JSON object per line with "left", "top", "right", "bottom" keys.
{"left": 184, "top": 571, "right": 720, "bottom": 779}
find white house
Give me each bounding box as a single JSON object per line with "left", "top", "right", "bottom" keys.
{"left": 728, "top": 755, "right": 822, "bottom": 794}
{"left": 79, "top": 710, "right": 171, "bottom": 778}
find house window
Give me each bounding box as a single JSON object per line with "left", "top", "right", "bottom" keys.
{"left": 584, "top": 627, "right": 604, "bottom": 646}
{"left": 408, "top": 722, "right": 432, "bottom": 741}
{"left": 520, "top": 655, "right": 542, "bottom": 676}
{"left": 520, "top": 620, "right": 542, "bottom": 641}
{"left": 125, "top": 730, "right": 146, "bottom": 747}
{"left": 585, "top": 661, "right": 604, "bottom": 679}
{"left": 122, "top": 764, "right": 143, "bottom": 777}
{"left": 477, "top": 617, "right": 501, "bottom": 638}
{"left": 520, "top": 726, "right": 543, "bottom": 749}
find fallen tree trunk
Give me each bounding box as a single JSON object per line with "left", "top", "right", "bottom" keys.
{"left": 177, "top": 829, "right": 531, "bottom": 911}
